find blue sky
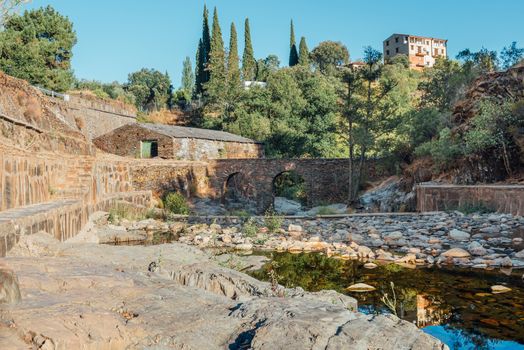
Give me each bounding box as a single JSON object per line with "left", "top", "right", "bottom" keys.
{"left": 27, "top": 0, "right": 524, "bottom": 87}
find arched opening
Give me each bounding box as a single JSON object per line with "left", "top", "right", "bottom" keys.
{"left": 272, "top": 170, "right": 307, "bottom": 215}
{"left": 223, "top": 172, "right": 256, "bottom": 213}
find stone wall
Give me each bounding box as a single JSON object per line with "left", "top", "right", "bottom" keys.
{"left": 94, "top": 124, "right": 175, "bottom": 159}
{"left": 416, "top": 184, "right": 524, "bottom": 216}
{"left": 0, "top": 192, "right": 151, "bottom": 256}
{"left": 48, "top": 94, "right": 137, "bottom": 141}
{"left": 94, "top": 123, "right": 264, "bottom": 161}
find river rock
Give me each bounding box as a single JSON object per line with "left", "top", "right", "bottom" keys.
{"left": 449, "top": 229, "right": 470, "bottom": 241}
{"left": 515, "top": 249, "right": 524, "bottom": 259}
{"left": 363, "top": 263, "right": 378, "bottom": 269}
{"left": 346, "top": 283, "right": 376, "bottom": 292}
{"left": 491, "top": 285, "right": 512, "bottom": 294}
{"left": 468, "top": 241, "right": 487, "bottom": 256}
{"left": 288, "top": 224, "right": 303, "bottom": 232}
{"left": 274, "top": 197, "right": 302, "bottom": 215}
{"left": 441, "top": 248, "right": 470, "bottom": 258}
{"left": 384, "top": 231, "right": 403, "bottom": 243}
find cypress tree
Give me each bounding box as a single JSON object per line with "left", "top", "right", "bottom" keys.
{"left": 298, "top": 36, "right": 309, "bottom": 66}
{"left": 227, "top": 22, "right": 241, "bottom": 92}
{"left": 181, "top": 56, "right": 194, "bottom": 99}
{"left": 242, "top": 18, "right": 256, "bottom": 81}
{"left": 289, "top": 20, "right": 299, "bottom": 66}
{"left": 206, "top": 7, "right": 226, "bottom": 102}
{"left": 195, "top": 5, "right": 211, "bottom": 95}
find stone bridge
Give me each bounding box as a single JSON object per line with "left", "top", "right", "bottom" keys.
{"left": 131, "top": 158, "right": 388, "bottom": 213}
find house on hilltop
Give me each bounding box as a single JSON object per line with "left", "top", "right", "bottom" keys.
{"left": 383, "top": 33, "right": 447, "bottom": 70}
{"left": 93, "top": 123, "right": 264, "bottom": 161}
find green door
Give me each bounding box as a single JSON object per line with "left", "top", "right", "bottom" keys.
{"left": 140, "top": 140, "right": 158, "bottom": 158}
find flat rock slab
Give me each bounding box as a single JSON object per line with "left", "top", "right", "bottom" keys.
{"left": 0, "top": 239, "right": 447, "bottom": 349}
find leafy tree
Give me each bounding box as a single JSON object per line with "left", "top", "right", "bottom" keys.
{"left": 227, "top": 22, "right": 241, "bottom": 94}
{"left": 456, "top": 47, "right": 498, "bottom": 73}
{"left": 340, "top": 47, "right": 395, "bottom": 202}
{"left": 500, "top": 41, "right": 524, "bottom": 70}
{"left": 298, "top": 36, "right": 309, "bottom": 67}
{"left": 288, "top": 20, "right": 298, "bottom": 67}
{"left": 205, "top": 7, "right": 226, "bottom": 104}
{"left": 223, "top": 66, "right": 339, "bottom": 158}
{"left": 242, "top": 18, "right": 256, "bottom": 81}
{"left": 255, "top": 54, "right": 280, "bottom": 81}
{"left": 0, "top": 5, "right": 77, "bottom": 92}
{"left": 74, "top": 79, "right": 136, "bottom": 105}
{"left": 181, "top": 56, "right": 194, "bottom": 100}
{"left": 310, "top": 41, "right": 349, "bottom": 76}
{"left": 126, "top": 68, "right": 171, "bottom": 112}
{"left": 194, "top": 5, "right": 211, "bottom": 96}
{"left": 418, "top": 58, "right": 469, "bottom": 112}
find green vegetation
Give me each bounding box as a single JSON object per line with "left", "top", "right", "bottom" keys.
{"left": 0, "top": 5, "right": 76, "bottom": 92}
{"left": 242, "top": 217, "right": 258, "bottom": 237}
{"left": 273, "top": 171, "right": 306, "bottom": 203}
{"left": 264, "top": 207, "right": 284, "bottom": 233}
{"left": 163, "top": 192, "right": 190, "bottom": 215}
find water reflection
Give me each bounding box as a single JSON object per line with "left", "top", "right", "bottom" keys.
{"left": 248, "top": 252, "right": 524, "bottom": 349}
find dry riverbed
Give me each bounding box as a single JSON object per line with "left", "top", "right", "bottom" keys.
{"left": 0, "top": 215, "right": 448, "bottom": 350}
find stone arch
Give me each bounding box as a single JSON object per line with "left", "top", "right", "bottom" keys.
{"left": 271, "top": 169, "right": 308, "bottom": 213}
{"left": 222, "top": 171, "right": 257, "bottom": 212}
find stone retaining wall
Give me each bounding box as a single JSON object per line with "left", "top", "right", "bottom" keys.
{"left": 0, "top": 191, "right": 151, "bottom": 257}
{"left": 416, "top": 184, "right": 524, "bottom": 216}
{"left": 49, "top": 95, "right": 137, "bottom": 140}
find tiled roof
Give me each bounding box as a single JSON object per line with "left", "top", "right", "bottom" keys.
{"left": 135, "top": 123, "right": 260, "bottom": 143}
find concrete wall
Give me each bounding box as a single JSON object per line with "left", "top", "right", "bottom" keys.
{"left": 94, "top": 123, "right": 264, "bottom": 161}
{"left": 416, "top": 184, "right": 524, "bottom": 216}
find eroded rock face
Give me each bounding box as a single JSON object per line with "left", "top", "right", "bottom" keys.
{"left": 0, "top": 268, "right": 21, "bottom": 304}
{"left": 0, "top": 238, "right": 447, "bottom": 349}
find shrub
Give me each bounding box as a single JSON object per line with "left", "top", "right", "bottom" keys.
{"left": 229, "top": 209, "right": 251, "bottom": 218}
{"left": 242, "top": 217, "right": 258, "bottom": 237}
{"left": 163, "top": 192, "right": 189, "bottom": 215}
{"left": 454, "top": 202, "right": 494, "bottom": 215}
{"left": 264, "top": 207, "right": 284, "bottom": 233}
{"left": 415, "top": 128, "right": 462, "bottom": 171}
{"left": 316, "top": 206, "right": 338, "bottom": 215}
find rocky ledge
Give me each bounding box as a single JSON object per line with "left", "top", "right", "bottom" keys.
{"left": 0, "top": 230, "right": 448, "bottom": 349}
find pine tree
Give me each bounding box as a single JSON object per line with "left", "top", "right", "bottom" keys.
{"left": 195, "top": 5, "right": 211, "bottom": 95}
{"left": 205, "top": 7, "right": 226, "bottom": 102}
{"left": 227, "top": 22, "right": 241, "bottom": 92}
{"left": 242, "top": 18, "right": 256, "bottom": 81}
{"left": 298, "top": 36, "right": 309, "bottom": 66}
{"left": 181, "top": 56, "right": 194, "bottom": 99}
{"left": 289, "top": 20, "right": 299, "bottom": 66}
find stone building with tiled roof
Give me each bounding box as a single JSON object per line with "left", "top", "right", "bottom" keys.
{"left": 94, "top": 123, "right": 264, "bottom": 160}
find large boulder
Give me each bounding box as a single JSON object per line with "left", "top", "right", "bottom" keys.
{"left": 274, "top": 197, "right": 302, "bottom": 215}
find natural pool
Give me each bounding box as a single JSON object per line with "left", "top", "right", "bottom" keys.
{"left": 248, "top": 252, "right": 524, "bottom": 350}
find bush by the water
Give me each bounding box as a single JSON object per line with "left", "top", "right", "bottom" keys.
{"left": 264, "top": 207, "right": 284, "bottom": 233}
{"left": 164, "top": 192, "right": 189, "bottom": 215}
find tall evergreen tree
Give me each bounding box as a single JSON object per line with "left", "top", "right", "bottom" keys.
{"left": 242, "top": 18, "right": 256, "bottom": 81}
{"left": 181, "top": 56, "right": 194, "bottom": 98}
{"left": 205, "top": 7, "right": 226, "bottom": 102}
{"left": 289, "top": 20, "right": 299, "bottom": 66}
{"left": 298, "top": 36, "right": 309, "bottom": 66}
{"left": 227, "top": 22, "right": 241, "bottom": 92}
{"left": 194, "top": 5, "right": 211, "bottom": 95}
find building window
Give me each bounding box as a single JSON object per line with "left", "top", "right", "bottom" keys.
{"left": 386, "top": 50, "right": 390, "bottom": 55}
{"left": 395, "top": 37, "right": 399, "bottom": 43}
{"left": 395, "top": 47, "right": 399, "bottom": 53}
{"left": 386, "top": 40, "right": 389, "bottom": 46}
{"left": 426, "top": 41, "right": 429, "bottom": 45}
{"left": 411, "top": 45, "right": 414, "bottom": 50}
{"left": 418, "top": 46, "right": 422, "bottom": 53}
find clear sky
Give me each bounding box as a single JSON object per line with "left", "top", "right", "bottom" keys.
{"left": 27, "top": 0, "right": 524, "bottom": 87}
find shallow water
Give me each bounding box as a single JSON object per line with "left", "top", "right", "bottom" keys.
{"left": 248, "top": 252, "right": 524, "bottom": 350}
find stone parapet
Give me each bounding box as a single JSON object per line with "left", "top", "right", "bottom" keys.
{"left": 416, "top": 184, "right": 524, "bottom": 216}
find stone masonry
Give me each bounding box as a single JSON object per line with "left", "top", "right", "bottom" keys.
{"left": 416, "top": 184, "right": 524, "bottom": 216}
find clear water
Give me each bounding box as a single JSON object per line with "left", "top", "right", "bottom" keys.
{"left": 248, "top": 252, "right": 524, "bottom": 350}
